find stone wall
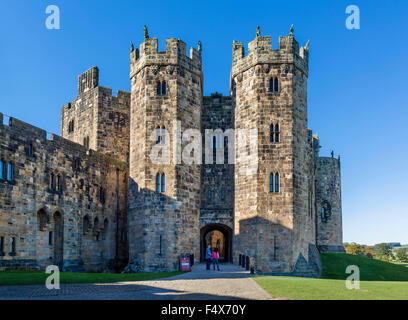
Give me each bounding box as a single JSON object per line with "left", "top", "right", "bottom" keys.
{"left": 0, "top": 113, "right": 128, "bottom": 271}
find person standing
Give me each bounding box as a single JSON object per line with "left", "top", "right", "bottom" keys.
{"left": 212, "top": 248, "right": 220, "bottom": 271}
{"left": 205, "top": 244, "right": 212, "bottom": 270}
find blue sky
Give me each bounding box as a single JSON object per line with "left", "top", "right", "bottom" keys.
{"left": 0, "top": 0, "right": 407, "bottom": 245}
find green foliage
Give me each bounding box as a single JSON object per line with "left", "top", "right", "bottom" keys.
{"left": 345, "top": 244, "right": 365, "bottom": 256}
{"left": 395, "top": 248, "right": 408, "bottom": 262}
{"left": 375, "top": 243, "right": 393, "bottom": 261}
{"left": 344, "top": 243, "right": 375, "bottom": 259}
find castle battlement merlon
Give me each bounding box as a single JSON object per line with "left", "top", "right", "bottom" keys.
{"left": 130, "top": 37, "right": 202, "bottom": 78}
{"left": 231, "top": 31, "right": 309, "bottom": 79}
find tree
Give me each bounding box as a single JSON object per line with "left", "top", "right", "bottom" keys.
{"left": 364, "top": 246, "right": 376, "bottom": 259}
{"left": 345, "top": 244, "right": 365, "bottom": 256}
{"left": 395, "top": 248, "right": 408, "bottom": 262}
{"left": 375, "top": 243, "right": 393, "bottom": 261}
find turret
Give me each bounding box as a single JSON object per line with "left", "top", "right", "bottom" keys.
{"left": 127, "top": 27, "right": 202, "bottom": 272}
{"left": 232, "top": 26, "right": 316, "bottom": 275}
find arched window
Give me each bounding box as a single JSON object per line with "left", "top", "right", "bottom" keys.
{"left": 270, "top": 124, "right": 274, "bottom": 142}
{"left": 156, "top": 173, "right": 165, "bottom": 193}
{"left": 275, "top": 173, "right": 280, "bottom": 193}
{"left": 269, "top": 78, "right": 274, "bottom": 92}
{"left": 83, "top": 215, "right": 90, "bottom": 235}
{"left": 275, "top": 124, "right": 280, "bottom": 142}
{"left": 161, "top": 81, "right": 166, "bottom": 95}
{"left": 161, "top": 173, "right": 165, "bottom": 193}
{"left": 50, "top": 173, "right": 56, "bottom": 190}
{"left": 269, "top": 173, "right": 274, "bottom": 193}
{"left": 274, "top": 77, "right": 279, "bottom": 92}
{"left": 27, "top": 143, "right": 33, "bottom": 156}
{"left": 56, "top": 175, "right": 62, "bottom": 191}
{"left": 156, "top": 173, "right": 161, "bottom": 192}
{"left": 212, "top": 136, "right": 217, "bottom": 149}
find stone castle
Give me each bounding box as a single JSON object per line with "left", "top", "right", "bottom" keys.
{"left": 0, "top": 26, "right": 344, "bottom": 276}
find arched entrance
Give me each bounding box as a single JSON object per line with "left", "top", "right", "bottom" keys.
{"left": 200, "top": 223, "right": 232, "bottom": 263}
{"left": 53, "top": 211, "right": 64, "bottom": 268}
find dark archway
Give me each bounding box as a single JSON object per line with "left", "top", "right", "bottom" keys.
{"left": 53, "top": 211, "right": 64, "bottom": 268}
{"left": 200, "top": 223, "right": 232, "bottom": 263}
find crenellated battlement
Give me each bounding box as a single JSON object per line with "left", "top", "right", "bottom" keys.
{"left": 130, "top": 35, "right": 202, "bottom": 78}
{"left": 231, "top": 27, "right": 309, "bottom": 79}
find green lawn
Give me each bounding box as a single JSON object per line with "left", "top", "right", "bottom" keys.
{"left": 254, "top": 277, "right": 408, "bottom": 300}
{"left": 0, "top": 270, "right": 183, "bottom": 286}
{"left": 255, "top": 253, "right": 408, "bottom": 300}
{"left": 321, "top": 253, "right": 408, "bottom": 281}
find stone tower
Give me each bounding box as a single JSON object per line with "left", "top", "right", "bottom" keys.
{"left": 128, "top": 29, "right": 203, "bottom": 271}
{"left": 61, "top": 66, "right": 130, "bottom": 163}
{"left": 231, "top": 27, "right": 316, "bottom": 273}
{"left": 315, "top": 153, "right": 344, "bottom": 253}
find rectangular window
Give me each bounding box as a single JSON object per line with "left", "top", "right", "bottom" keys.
{"left": 27, "top": 144, "right": 33, "bottom": 157}
{"left": 159, "top": 235, "right": 162, "bottom": 255}
{"left": 275, "top": 173, "right": 279, "bottom": 193}
{"left": 49, "top": 231, "right": 53, "bottom": 245}
{"left": 274, "top": 78, "right": 279, "bottom": 92}
{"left": 0, "top": 161, "right": 3, "bottom": 179}
{"left": 0, "top": 236, "right": 4, "bottom": 255}
{"left": 7, "top": 162, "right": 12, "bottom": 181}
{"left": 221, "top": 190, "right": 225, "bottom": 201}
{"left": 56, "top": 175, "right": 61, "bottom": 191}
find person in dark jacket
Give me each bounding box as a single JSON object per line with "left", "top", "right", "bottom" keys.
{"left": 205, "top": 244, "right": 212, "bottom": 270}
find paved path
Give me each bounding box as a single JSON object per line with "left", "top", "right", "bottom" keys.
{"left": 0, "top": 263, "right": 272, "bottom": 300}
